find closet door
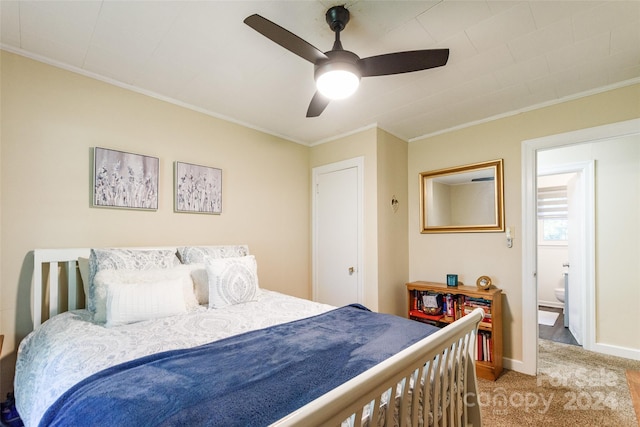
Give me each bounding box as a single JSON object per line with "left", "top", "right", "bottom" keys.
{"left": 312, "top": 158, "right": 363, "bottom": 307}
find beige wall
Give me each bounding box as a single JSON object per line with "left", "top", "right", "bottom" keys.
{"left": 309, "top": 127, "right": 380, "bottom": 310}
{"left": 308, "top": 128, "right": 411, "bottom": 316}
{"left": 0, "top": 51, "right": 312, "bottom": 395}
{"left": 409, "top": 84, "right": 640, "bottom": 364}
{"left": 376, "top": 129, "right": 409, "bottom": 316}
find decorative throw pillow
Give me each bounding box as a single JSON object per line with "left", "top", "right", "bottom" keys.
{"left": 105, "top": 279, "right": 187, "bottom": 327}
{"left": 177, "top": 246, "right": 250, "bottom": 305}
{"left": 205, "top": 255, "right": 259, "bottom": 309}
{"left": 88, "top": 248, "right": 178, "bottom": 314}
{"left": 92, "top": 265, "right": 198, "bottom": 324}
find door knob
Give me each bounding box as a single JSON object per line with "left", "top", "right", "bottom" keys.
{"left": 348, "top": 267, "right": 355, "bottom": 275}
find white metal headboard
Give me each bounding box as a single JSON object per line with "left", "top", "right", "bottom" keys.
{"left": 32, "top": 247, "right": 179, "bottom": 329}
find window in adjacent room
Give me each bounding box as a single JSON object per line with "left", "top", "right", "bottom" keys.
{"left": 537, "top": 185, "right": 568, "bottom": 244}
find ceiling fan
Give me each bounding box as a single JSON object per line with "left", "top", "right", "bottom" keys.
{"left": 244, "top": 5, "right": 449, "bottom": 118}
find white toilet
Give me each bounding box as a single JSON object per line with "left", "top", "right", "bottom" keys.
{"left": 554, "top": 287, "right": 565, "bottom": 303}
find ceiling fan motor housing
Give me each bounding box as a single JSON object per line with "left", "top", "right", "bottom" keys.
{"left": 314, "top": 50, "right": 361, "bottom": 80}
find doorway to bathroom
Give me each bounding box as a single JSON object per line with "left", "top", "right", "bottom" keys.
{"left": 521, "top": 118, "right": 640, "bottom": 376}
{"left": 535, "top": 156, "right": 595, "bottom": 352}
{"left": 536, "top": 170, "right": 582, "bottom": 347}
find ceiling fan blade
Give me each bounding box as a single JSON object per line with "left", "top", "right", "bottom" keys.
{"left": 244, "top": 14, "right": 328, "bottom": 64}
{"left": 306, "top": 92, "right": 331, "bottom": 117}
{"left": 358, "top": 49, "right": 449, "bottom": 77}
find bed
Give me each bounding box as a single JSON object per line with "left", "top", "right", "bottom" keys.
{"left": 15, "top": 246, "right": 483, "bottom": 427}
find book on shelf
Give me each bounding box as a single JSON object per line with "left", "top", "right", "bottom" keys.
{"left": 476, "top": 330, "right": 493, "bottom": 362}
{"left": 409, "top": 310, "right": 444, "bottom": 321}
{"left": 412, "top": 290, "right": 494, "bottom": 324}
{"left": 463, "top": 297, "right": 492, "bottom": 323}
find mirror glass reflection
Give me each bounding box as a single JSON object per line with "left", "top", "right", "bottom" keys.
{"left": 420, "top": 159, "right": 504, "bottom": 233}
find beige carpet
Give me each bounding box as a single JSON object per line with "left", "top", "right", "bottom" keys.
{"left": 477, "top": 339, "right": 640, "bottom": 426}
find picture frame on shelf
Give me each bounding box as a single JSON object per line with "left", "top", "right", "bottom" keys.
{"left": 174, "top": 161, "right": 222, "bottom": 214}
{"left": 92, "top": 147, "right": 159, "bottom": 211}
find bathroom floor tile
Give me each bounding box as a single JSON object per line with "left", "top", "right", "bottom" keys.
{"left": 538, "top": 306, "right": 580, "bottom": 346}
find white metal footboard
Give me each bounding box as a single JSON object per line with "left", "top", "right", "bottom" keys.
{"left": 273, "top": 308, "right": 484, "bottom": 427}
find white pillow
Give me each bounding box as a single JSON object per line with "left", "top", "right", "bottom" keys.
{"left": 186, "top": 264, "right": 209, "bottom": 305}
{"left": 92, "top": 266, "right": 198, "bottom": 324}
{"left": 205, "top": 255, "right": 259, "bottom": 309}
{"left": 88, "top": 248, "right": 179, "bottom": 314}
{"left": 105, "top": 279, "right": 187, "bottom": 327}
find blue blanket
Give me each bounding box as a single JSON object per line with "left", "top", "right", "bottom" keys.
{"left": 39, "top": 305, "right": 439, "bottom": 427}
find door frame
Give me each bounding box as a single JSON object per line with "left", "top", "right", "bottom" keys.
{"left": 311, "top": 157, "right": 364, "bottom": 304}
{"left": 521, "top": 118, "right": 640, "bottom": 375}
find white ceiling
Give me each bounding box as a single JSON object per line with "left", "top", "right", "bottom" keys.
{"left": 1, "top": 1, "right": 639, "bottom": 145}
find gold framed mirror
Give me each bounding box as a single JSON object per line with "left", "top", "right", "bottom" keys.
{"left": 420, "top": 159, "right": 504, "bottom": 233}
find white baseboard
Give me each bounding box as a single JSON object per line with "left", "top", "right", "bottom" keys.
{"left": 589, "top": 342, "right": 640, "bottom": 361}
{"left": 502, "top": 357, "right": 532, "bottom": 375}
{"left": 538, "top": 300, "right": 564, "bottom": 309}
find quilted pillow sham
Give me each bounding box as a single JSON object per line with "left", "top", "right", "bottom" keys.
{"left": 205, "top": 255, "right": 259, "bottom": 309}
{"left": 92, "top": 265, "right": 198, "bottom": 324}
{"left": 177, "top": 245, "right": 249, "bottom": 264}
{"left": 105, "top": 278, "right": 187, "bottom": 327}
{"left": 88, "top": 248, "right": 178, "bottom": 314}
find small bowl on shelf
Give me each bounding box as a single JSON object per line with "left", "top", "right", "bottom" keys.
{"left": 423, "top": 307, "right": 442, "bottom": 315}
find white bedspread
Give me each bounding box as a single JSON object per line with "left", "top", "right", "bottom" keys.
{"left": 14, "top": 290, "right": 334, "bottom": 427}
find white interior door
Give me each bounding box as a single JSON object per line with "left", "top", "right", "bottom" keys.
{"left": 312, "top": 158, "right": 363, "bottom": 307}
{"left": 567, "top": 173, "right": 584, "bottom": 345}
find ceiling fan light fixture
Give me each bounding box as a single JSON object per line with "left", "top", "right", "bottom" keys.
{"left": 316, "top": 69, "right": 360, "bottom": 99}
{"left": 314, "top": 52, "right": 361, "bottom": 100}
{"left": 245, "top": 6, "right": 449, "bottom": 117}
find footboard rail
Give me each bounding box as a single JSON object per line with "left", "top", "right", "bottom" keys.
{"left": 272, "top": 308, "right": 484, "bottom": 427}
